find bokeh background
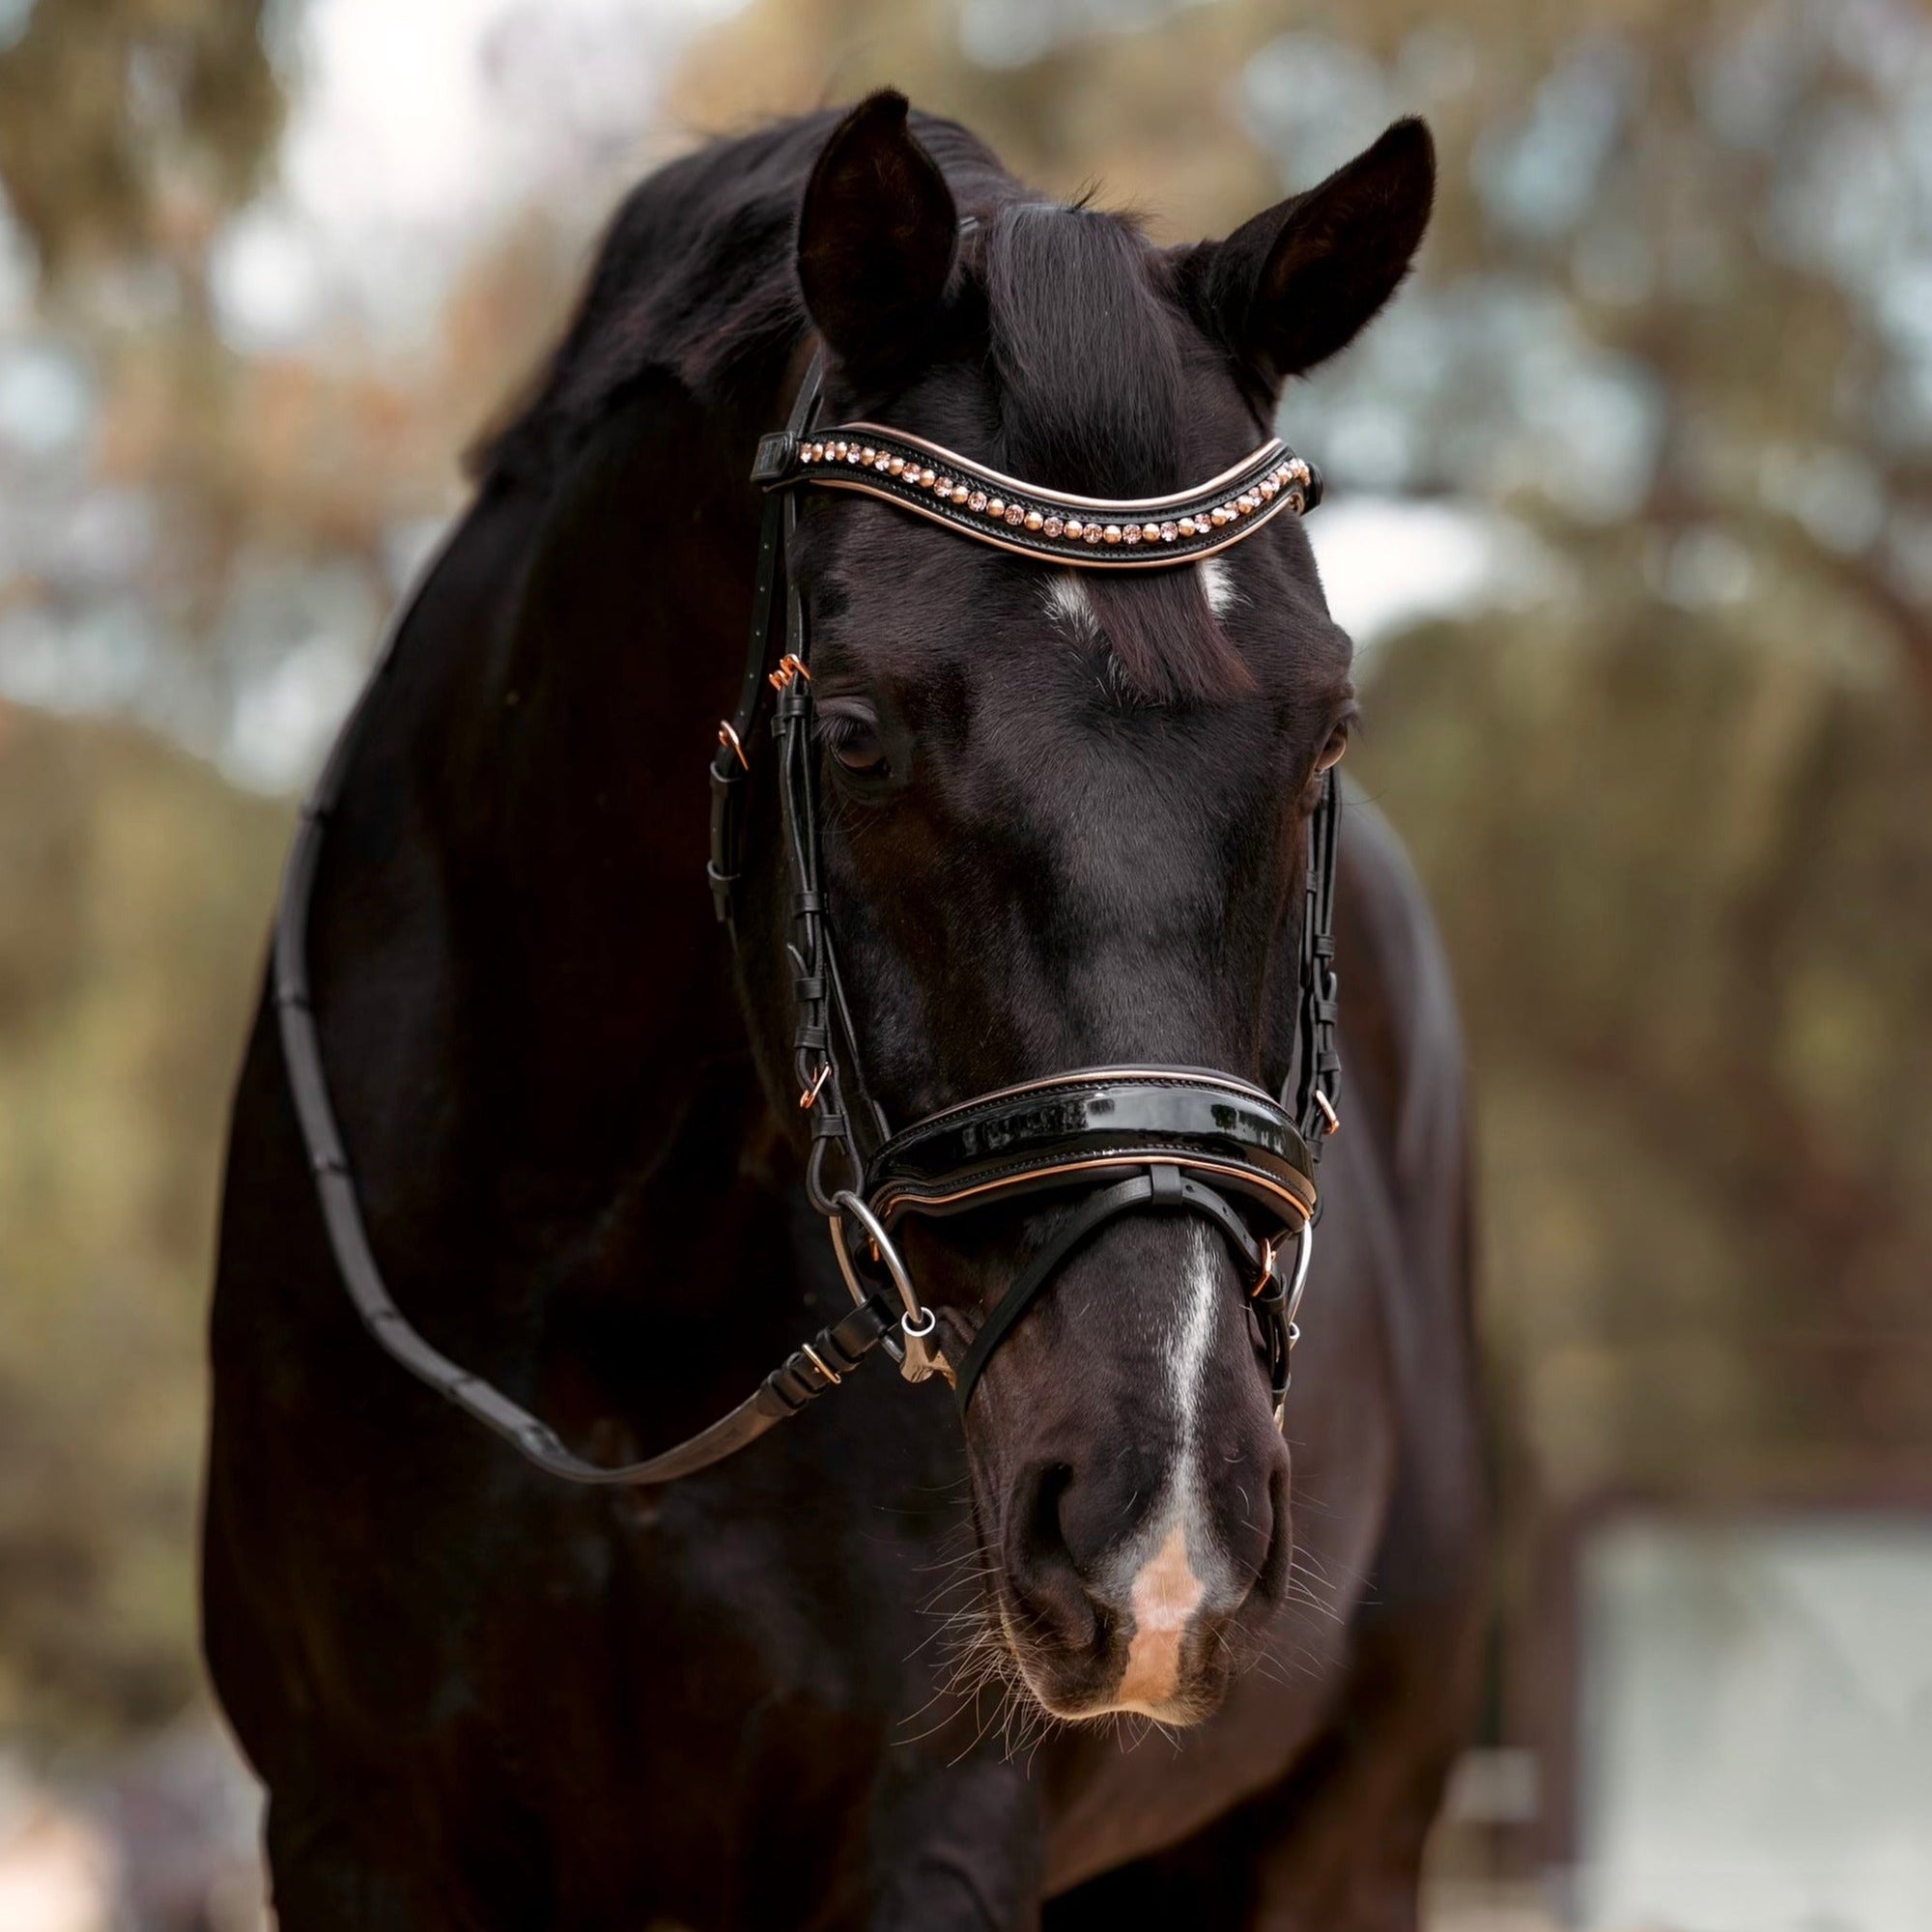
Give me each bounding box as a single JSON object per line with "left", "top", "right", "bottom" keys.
{"left": 3, "top": 1, "right": 1930, "bottom": 1926}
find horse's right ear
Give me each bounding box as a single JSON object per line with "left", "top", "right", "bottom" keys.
{"left": 797, "top": 92, "right": 958, "bottom": 380}
{"left": 1176, "top": 119, "right": 1435, "bottom": 398}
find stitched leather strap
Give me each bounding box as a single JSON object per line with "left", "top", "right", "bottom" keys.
{"left": 1293, "top": 770, "right": 1343, "bottom": 1157}
{"left": 709, "top": 354, "right": 826, "bottom": 926}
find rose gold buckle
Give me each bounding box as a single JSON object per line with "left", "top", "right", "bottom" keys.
{"left": 1250, "top": 1236, "right": 1277, "bottom": 1299}
{"left": 717, "top": 721, "right": 748, "bottom": 770}
{"left": 799, "top": 1064, "right": 832, "bottom": 1110}
{"left": 1314, "top": 1090, "right": 1340, "bottom": 1136}
{"left": 768, "top": 654, "right": 811, "bottom": 691}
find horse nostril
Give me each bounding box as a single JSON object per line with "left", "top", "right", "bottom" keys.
{"left": 1251, "top": 1455, "right": 1294, "bottom": 1605}
{"left": 1026, "top": 1462, "right": 1075, "bottom": 1557}
{"left": 1006, "top": 1460, "right": 1100, "bottom": 1653}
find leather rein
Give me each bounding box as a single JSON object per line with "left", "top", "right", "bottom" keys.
{"left": 275, "top": 352, "right": 1342, "bottom": 1486}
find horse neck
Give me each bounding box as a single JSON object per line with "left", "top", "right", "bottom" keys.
{"left": 428, "top": 372, "right": 786, "bottom": 1222}
{"left": 292, "top": 365, "right": 811, "bottom": 1435}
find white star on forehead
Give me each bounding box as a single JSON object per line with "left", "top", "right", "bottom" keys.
{"left": 1040, "top": 560, "right": 1240, "bottom": 642}
{"left": 1197, "top": 556, "right": 1239, "bottom": 617}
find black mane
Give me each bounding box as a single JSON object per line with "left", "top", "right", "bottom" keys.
{"left": 471, "top": 110, "right": 1008, "bottom": 486}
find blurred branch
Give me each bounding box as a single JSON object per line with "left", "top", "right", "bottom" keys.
{"left": 0, "top": 0, "right": 283, "bottom": 289}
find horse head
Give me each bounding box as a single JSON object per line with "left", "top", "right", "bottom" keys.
{"left": 729, "top": 94, "right": 1435, "bottom": 1725}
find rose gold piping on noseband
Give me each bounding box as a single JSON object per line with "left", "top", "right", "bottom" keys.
{"left": 869, "top": 1151, "right": 1318, "bottom": 1229}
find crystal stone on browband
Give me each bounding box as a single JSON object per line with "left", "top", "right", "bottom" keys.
{"left": 752, "top": 422, "right": 1321, "bottom": 568}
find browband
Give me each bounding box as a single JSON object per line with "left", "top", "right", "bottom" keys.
{"left": 752, "top": 422, "right": 1321, "bottom": 567}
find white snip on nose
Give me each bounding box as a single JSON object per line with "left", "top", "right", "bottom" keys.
{"left": 1113, "top": 1221, "right": 1220, "bottom": 1714}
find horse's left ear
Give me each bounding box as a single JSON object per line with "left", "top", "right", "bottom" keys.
{"left": 797, "top": 91, "right": 959, "bottom": 381}
{"left": 1177, "top": 118, "right": 1435, "bottom": 396}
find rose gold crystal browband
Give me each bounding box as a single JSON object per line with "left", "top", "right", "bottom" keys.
{"left": 751, "top": 421, "right": 1322, "bottom": 567}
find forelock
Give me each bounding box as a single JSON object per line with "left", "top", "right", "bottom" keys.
{"left": 984, "top": 203, "right": 1186, "bottom": 498}
{"left": 982, "top": 203, "right": 1251, "bottom": 704}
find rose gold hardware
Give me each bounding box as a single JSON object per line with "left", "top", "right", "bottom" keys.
{"left": 717, "top": 721, "right": 748, "bottom": 769}
{"left": 768, "top": 654, "right": 811, "bottom": 691}
{"left": 1314, "top": 1090, "right": 1340, "bottom": 1135}
{"left": 799, "top": 1064, "right": 832, "bottom": 1110}
{"left": 800, "top": 1342, "right": 840, "bottom": 1385}
{"left": 1250, "top": 1237, "right": 1278, "bottom": 1299}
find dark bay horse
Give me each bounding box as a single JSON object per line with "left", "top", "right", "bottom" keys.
{"left": 203, "top": 94, "right": 1486, "bottom": 1930}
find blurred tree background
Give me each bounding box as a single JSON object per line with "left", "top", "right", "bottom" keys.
{"left": 2, "top": 0, "right": 1929, "bottom": 1914}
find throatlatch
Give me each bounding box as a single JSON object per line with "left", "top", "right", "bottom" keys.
{"left": 278, "top": 348, "right": 1344, "bottom": 1486}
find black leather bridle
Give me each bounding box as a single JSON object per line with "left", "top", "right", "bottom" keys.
{"left": 276, "top": 352, "right": 1342, "bottom": 1485}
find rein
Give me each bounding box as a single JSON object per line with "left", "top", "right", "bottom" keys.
{"left": 276, "top": 352, "right": 1342, "bottom": 1485}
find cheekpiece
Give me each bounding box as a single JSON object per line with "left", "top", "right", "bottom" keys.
{"left": 754, "top": 423, "right": 1321, "bottom": 567}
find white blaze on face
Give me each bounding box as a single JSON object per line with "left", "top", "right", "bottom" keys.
{"left": 1112, "top": 1220, "right": 1222, "bottom": 1716}
{"left": 1030, "top": 565, "right": 1244, "bottom": 1714}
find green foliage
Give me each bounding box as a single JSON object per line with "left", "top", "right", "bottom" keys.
{"left": 0, "top": 704, "right": 288, "bottom": 1747}
{"left": 0, "top": 0, "right": 282, "bottom": 283}
{"left": 1357, "top": 593, "right": 1932, "bottom": 1734}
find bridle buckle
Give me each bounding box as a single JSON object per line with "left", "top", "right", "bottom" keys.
{"left": 750, "top": 430, "right": 798, "bottom": 484}
{"left": 1251, "top": 1236, "right": 1279, "bottom": 1300}
{"left": 828, "top": 1191, "right": 947, "bottom": 1385}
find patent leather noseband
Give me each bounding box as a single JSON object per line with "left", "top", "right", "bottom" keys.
{"left": 860, "top": 1066, "right": 1319, "bottom": 1414}
{"left": 276, "top": 350, "right": 1342, "bottom": 1484}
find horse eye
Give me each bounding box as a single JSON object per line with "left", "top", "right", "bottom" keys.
{"left": 827, "top": 720, "right": 890, "bottom": 780}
